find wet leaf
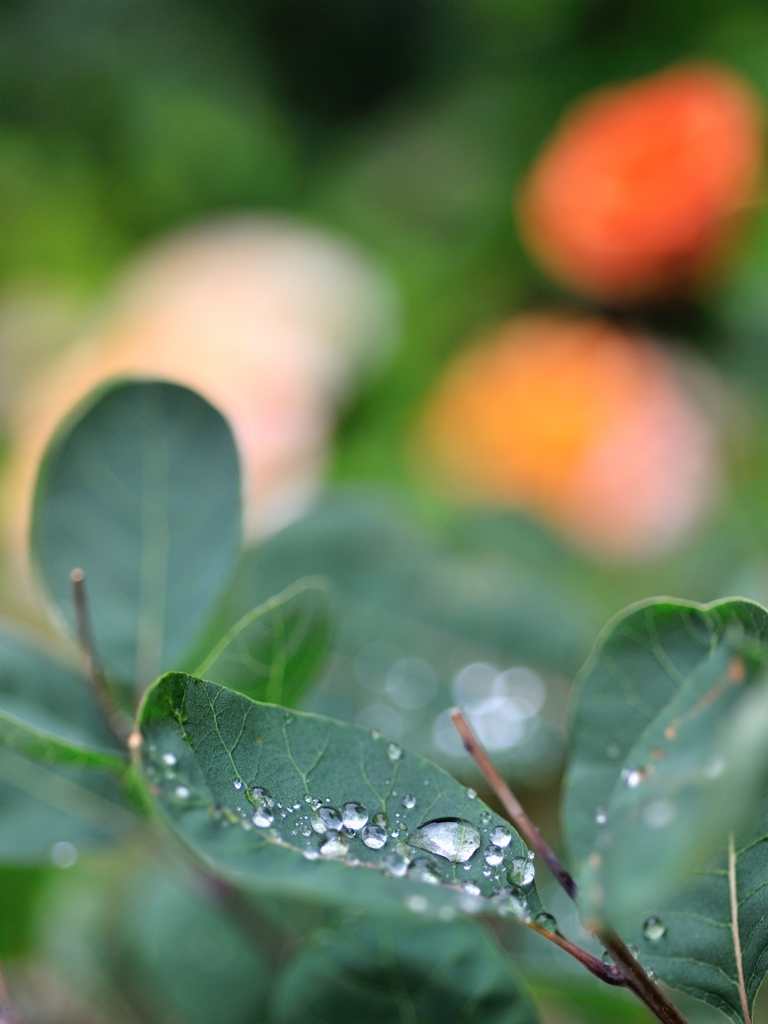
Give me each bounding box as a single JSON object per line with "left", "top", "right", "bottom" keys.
{"left": 138, "top": 672, "right": 544, "bottom": 922}
{"left": 272, "top": 916, "right": 542, "bottom": 1024}
{"left": 32, "top": 380, "right": 241, "bottom": 695}
{"left": 194, "top": 578, "right": 332, "bottom": 706}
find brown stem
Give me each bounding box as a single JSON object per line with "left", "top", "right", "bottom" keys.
{"left": 451, "top": 708, "right": 692, "bottom": 1024}
{"left": 0, "top": 966, "right": 20, "bottom": 1024}
{"left": 70, "top": 569, "right": 132, "bottom": 745}
{"left": 529, "top": 923, "right": 624, "bottom": 985}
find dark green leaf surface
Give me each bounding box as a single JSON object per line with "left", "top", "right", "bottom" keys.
{"left": 138, "top": 673, "right": 544, "bottom": 922}
{"left": 32, "top": 380, "right": 241, "bottom": 695}
{"left": 195, "top": 578, "right": 331, "bottom": 706}
{"left": 272, "top": 916, "right": 541, "bottom": 1024}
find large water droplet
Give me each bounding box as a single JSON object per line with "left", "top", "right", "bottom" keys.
{"left": 319, "top": 833, "right": 349, "bottom": 858}
{"left": 643, "top": 917, "right": 667, "bottom": 941}
{"left": 312, "top": 805, "right": 343, "bottom": 834}
{"left": 387, "top": 743, "right": 402, "bottom": 761}
{"left": 402, "top": 794, "right": 416, "bottom": 809}
{"left": 489, "top": 825, "right": 512, "bottom": 848}
{"left": 508, "top": 856, "right": 535, "bottom": 887}
{"left": 341, "top": 802, "right": 368, "bottom": 830}
{"left": 534, "top": 912, "right": 558, "bottom": 933}
{"left": 361, "top": 823, "right": 388, "bottom": 850}
{"left": 409, "top": 819, "right": 481, "bottom": 863}
{"left": 484, "top": 848, "right": 504, "bottom": 867}
{"left": 161, "top": 752, "right": 177, "bottom": 767}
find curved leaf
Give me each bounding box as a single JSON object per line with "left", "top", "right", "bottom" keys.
{"left": 138, "top": 673, "right": 545, "bottom": 922}
{"left": 272, "top": 917, "right": 541, "bottom": 1024}
{"left": 0, "top": 709, "right": 125, "bottom": 771}
{"left": 32, "top": 380, "right": 241, "bottom": 694}
{"left": 195, "top": 578, "right": 332, "bottom": 706}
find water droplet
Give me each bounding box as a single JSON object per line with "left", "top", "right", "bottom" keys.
{"left": 628, "top": 944, "right": 639, "bottom": 958}
{"left": 409, "top": 819, "right": 481, "bottom": 863}
{"left": 491, "top": 887, "right": 530, "bottom": 921}
{"left": 284, "top": 712, "right": 293, "bottom": 723}
{"left": 387, "top": 742, "right": 402, "bottom": 761}
{"left": 319, "top": 833, "right": 349, "bottom": 858}
{"left": 303, "top": 794, "right": 312, "bottom": 803}
{"left": 251, "top": 786, "right": 274, "bottom": 808}
{"left": 174, "top": 785, "right": 191, "bottom": 800}
{"left": 310, "top": 798, "right": 322, "bottom": 811}
{"left": 161, "top": 752, "right": 177, "bottom": 767}
{"left": 312, "top": 806, "right": 343, "bottom": 834}
{"left": 534, "top": 912, "right": 558, "bottom": 933}
{"left": 622, "top": 768, "right": 644, "bottom": 788}
{"left": 466, "top": 787, "right": 477, "bottom": 799}
{"left": 383, "top": 852, "right": 409, "bottom": 877}
{"left": 50, "top": 841, "right": 78, "bottom": 868}
{"left": 406, "top": 895, "right": 429, "bottom": 914}
{"left": 508, "top": 856, "right": 535, "bottom": 887}
{"left": 302, "top": 848, "right": 319, "bottom": 861}
{"left": 527, "top": 850, "right": 534, "bottom": 860}
{"left": 373, "top": 812, "right": 388, "bottom": 828}
{"left": 300, "top": 826, "right": 311, "bottom": 837}
{"left": 370, "top": 729, "right": 382, "bottom": 740}
{"left": 478, "top": 811, "right": 492, "bottom": 825}
{"left": 409, "top": 856, "right": 440, "bottom": 884}
{"left": 341, "top": 802, "right": 368, "bottom": 830}
{"left": 252, "top": 806, "right": 274, "bottom": 828}
{"left": 602, "top": 951, "right": 614, "bottom": 966}
{"left": 233, "top": 779, "right": 243, "bottom": 791}
{"left": 484, "top": 848, "right": 504, "bottom": 867}
{"left": 647, "top": 967, "right": 656, "bottom": 980}
{"left": 402, "top": 793, "right": 416, "bottom": 809}
{"left": 489, "top": 825, "right": 512, "bottom": 848}
{"left": 595, "top": 807, "right": 607, "bottom": 825}
{"left": 461, "top": 880, "right": 482, "bottom": 896}
{"left": 362, "top": 824, "right": 388, "bottom": 850}
{"left": 606, "top": 742, "right": 621, "bottom": 760}
{"left": 458, "top": 893, "right": 484, "bottom": 915}
{"left": 643, "top": 799, "right": 674, "bottom": 829}
{"left": 643, "top": 916, "right": 666, "bottom": 941}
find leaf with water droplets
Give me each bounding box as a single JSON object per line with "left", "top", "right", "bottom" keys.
{"left": 137, "top": 672, "right": 545, "bottom": 921}
{"left": 194, "top": 579, "right": 332, "bottom": 706}
{"left": 271, "top": 916, "right": 541, "bottom": 1024}
{"left": 32, "top": 381, "right": 241, "bottom": 694}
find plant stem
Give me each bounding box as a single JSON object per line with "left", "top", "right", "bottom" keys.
{"left": 450, "top": 708, "right": 692, "bottom": 1024}
{"left": 70, "top": 569, "right": 132, "bottom": 745}
{"left": 0, "top": 966, "right": 20, "bottom": 1024}
{"left": 529, "top": 923, "right": 624, "bottom": 984}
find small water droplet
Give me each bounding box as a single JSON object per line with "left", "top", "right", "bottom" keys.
{"left": 383, "top": 852, "right": 409, "bottom": 877}
{"left": 312, "top": 806, "right": 343, "bottom": 834}
{"left": 409, "top": 856, "right": 440, "bottom": 884}
{"left": 601, "top": 951, "right": 614, "bottom": 966}
{"left": 534, "top": 912, "right": 558, "bottom": 933}
{"left": 647, "top": 967, "right": 656, "bottom": 980}
{"left": 303, "top": 794, "right": 312, "bottom": 803}
{"left": 406, "top": 894, "right": 429, "bottom": 913}
{"left": 161, "top": 752, "right": 177, "bottom": 767}
{"left": 458, "top": 893, "right": 484, "bottom": 915}
{"left": 628, "top": 944, "right": 639, "bottom": 958}
{"left": 341, "top": 802, "right": 368, "bottom": 830}
{"left": 319, "top": 833, "right": 349, "bottom": 858}
{"left": 311, "top": 798, "right": 322, "bottom": 811}
{"left": 373, "top": 812, "right": 388, "bottom": 828}
{"left": 489, "top": 826, "right": 512, "bottom": 848}
{"left": 527, "top": 850, "right": 534, "bottom": 860}
{"left": 370, "top": 729, "right": 382, "bottom": 740}
{"left": 233, "top": 779, "right": 243, "bottom": 791}
{"left": 484, "top": 848, "right": 504, "bottom": 867}
{"left": 478, "top": 811, "right": 491, "bottom": 825}
{"left": 387, "top": 742, "right": 402, "bottom": 761}
{"left": 362, "top": 824, "right": 388, "bottom": 850}
{"left": 491, "top": 887, "right": 530, "bottom": 921}
{"left": 284, "top": 712, "right": 293, "bottom": 723}
{"left": 302, "top": 848, "right": 319, "bottom": 861}
{"left": 461, "top": 881, "right": 481, "bottom": 896}
{"left": 174, "top": 785, "right": 191, "bottom": 799}
{"left": 622, "top": 768, "right": 644, "bottom": 788}
{"left": 251, "top": 786, "right": 274, "bottom": 807}
{"left": 508, "top": 856, "right": 535, "bottom": 887}
{"left": 409, "top": 819, "right": 480, "bottom": 863}
{"left": 252, "top": 806, "right": 274, "bottom": 828}
{"left": 466, "top": 787, "right": 477, "bottom": 799}
{"left": 643, "top": 916, "right": 667, "bottom": 942}
{"left": 300, "top": 826, "right": 311, "bottom": 837}
{"left": 595, "top": 807, "right": 607, "bottom": 825}
{"left": 402, "top": 793, "right": 416, "bottom": 809}
{"left": 50, "top": 841, "right": 78, "bottom": 868}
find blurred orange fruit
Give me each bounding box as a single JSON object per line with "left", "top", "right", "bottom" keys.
{"left": 417, "top": 313, "right": 717, "bottom": 560}
{"left": 517, "top": 64, "right": 764, "bottom": 302}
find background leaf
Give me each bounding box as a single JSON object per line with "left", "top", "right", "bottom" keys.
{"left": 195, "top": 577, "right": 332, "bottom": 706}
{"left": 138, "top": 672, "right": 546, "bottom": 923}
{"left": 272, "top": 916, "right": 541, "bottom": 1024}
{"left": 32, "top": 379, "right": 241, "bottom": 697}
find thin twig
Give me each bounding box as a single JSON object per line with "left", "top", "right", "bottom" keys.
{"left": 529, "top": 923, "right": 624, "bottom": 984}
{"left": 70, "top": 569, "right": 132, "bottom": 745}
{"left": 0, "top": 965, "right": 20, "bottom": 1024}
{"left": 450, "top": 708, "right": 577, "bottom": 899}
{"left": 451, "top": 708, "right": 692, "bottom": 1024}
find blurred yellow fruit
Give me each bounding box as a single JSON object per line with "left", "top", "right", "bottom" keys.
{"left": 417, "top": 313, "right": 718, "bottom": 560}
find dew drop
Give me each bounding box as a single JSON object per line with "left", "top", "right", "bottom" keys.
{"left": 508, "top": 856, "right": 535, "bottom": 887}
{"left": 303, "top": 794, "right": 312, "bottom": 803}
{"left": 252, "top": 807, "right": 274, "bottom": 828}
{"left": 491, "top": 887, "right": 530, "bottom": 921}
{"left": 370, "top": 729, "right": 382, "bottom": 740}
{"left": 478, "top": 811, "right": 492, "bottom": 825}
{"left": 174, "top": 785, "right": 191, "bottom": 800}
{"left": 409, "top": 819, "right": 481, "bottom": 863}
{"left": 466, "top": 787, "right": 477, "bottom": 799}
{"left": 461, "top": 881, "right": 481, "bottom": 896}
{"left": 458, "top": 894, "right": 484, "bottom": 915}
{"left": 622, "top": 768, "right": 644, "bottom": 788}
{"left": 161, "top": 752, "right": 177, "bottom": 767}
{"left": 372, "top": 812, "right": 388, "bottom": 828}
{"left": 402, "top": 794, "right": 416, "bottom": 810}
{"left": 534, "top": 912, "right": 558, "bottom": 933}
{"left": 341, "top": 802, "right": 369, "bottom": 830}
{"left": 602, "top": 951, "right": 614, "bottom": 966}
{"left": 409, "top": 856, "right": 440, "bottom": 884}
{"left": 50, "top": 841, "right": 78, "bottom": 868}
{"left": 319, "top": 833, "right": 349, "bottom": 858}
{"left": 406, "top": 894, "right": 429, "bottom": 914}
{"left": 302, "top": 848, "right": 319, "bottom": 861}
{"left": 312, "top": 805, "right": 343, "bottom": 834}
{"left": 251, "top": 786, "right": 274, "bottom": 808}
{"left": 595, "top": 807, "right": 607, "bottom": 825}
{"left": 628, "top": 944, "right": 639, "bottom": 958}
{"left": 362, "top": 824, "right": 388, "bottom": 850}
{"left": 383, "top": 852, "right": 409, "bottom": 877}
{"left": 643, "top": 916, "right": 667, "bottom": 942}
{"left": 233, "top": 779, "right": 243, "bottom": 791}
{"left": 284, "top": 712, "right": 293, "bottom": 723}
{"left": 484, "top": 848, "right": 504, "bottom": 867}
{"left": 387, "top": 742, "right": 402, "bottom": 761}
{"left": 489, "top": 825, "right": 512, "bottom": 848}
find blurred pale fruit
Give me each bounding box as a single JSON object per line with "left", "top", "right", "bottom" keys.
{"left": 4, "top": 216, "right": 399, "bottom": 563}
{"left": 417, "top": 313, "right": 718, "bottom": 560}
{"left": 517, "top": 64, "right": 763, "bottom": 302}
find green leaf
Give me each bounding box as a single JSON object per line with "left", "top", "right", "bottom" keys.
{"left": 32, "top": 380, "right": 241, "bottom": 695}
{"left": 0, "top": 709, "right": 125, "bottom": 771}
{"left": 272, "top": 916, "right": 541, "bottom": 1024}
{"left": 138, "top": 673, "right": 545, "bottom": 922}
{"left": 194, "top": 578, "right": 332, "bottom": 706}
